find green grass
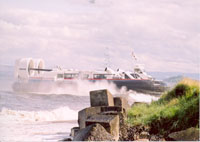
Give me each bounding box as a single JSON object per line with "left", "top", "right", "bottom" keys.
{"left": 127, "top": 78, "right": 200, "bottom": 136}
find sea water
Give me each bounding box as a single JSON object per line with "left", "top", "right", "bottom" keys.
{"left": 0, "top": 66, "right": 159, "bottom": 141}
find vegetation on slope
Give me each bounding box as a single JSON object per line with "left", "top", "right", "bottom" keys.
{"left": 127, "top": 78, "right": 200, "bottom": 136}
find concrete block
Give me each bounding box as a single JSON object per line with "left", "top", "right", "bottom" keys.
{"left": 100, "top": 106, "right": 126, "bottom": 123}
{"left": 114, "top": 97, "right": 130, "bottom": 111}
{"left": 101, "top": 106, "right": 125, "bottom": 113}
{"left": 70, "top": 127, "right": 80, "bottom": 137}
{"left": 100, "top": 111, "right": 125, "bottom": 126}
{"left": 86, "top": 114, "right": 119, "bottom": 141}
{"left": 78, "top": 107, "right": 101, "bottom": 129}
{"left": 90, "top": 89, "right": 114, "bottom": 107}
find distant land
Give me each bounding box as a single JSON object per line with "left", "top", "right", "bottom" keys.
{"left": 149, "top": 71, "right": 199, "bottom": 81}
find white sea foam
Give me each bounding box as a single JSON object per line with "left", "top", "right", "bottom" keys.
{"left": 0, "top": 106, "right": 78, "bottom": 123}
{"left": 0, "top": 106, "right": 78, "bottom": 141}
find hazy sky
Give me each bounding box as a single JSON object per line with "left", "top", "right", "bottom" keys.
{"left": 0, "top": 0, "right": 199, "bottom": 73}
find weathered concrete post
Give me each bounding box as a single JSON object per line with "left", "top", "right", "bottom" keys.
{"left": 114, "top": 97, "right": 130, "bottom": 110}
{"left": 114, "top": 97, "right": 130, "bottom": 114}
{"left": 70, "top": 127, "right": 80, "bottom": 137}
{"left": 90, "top": 89, "right": 114, "bottom": 107}
{"left": 74, "top": 89, "right": 126, "bottom": 141}
{"left": 78, "top": 107, "right": 101, "bottom": 129}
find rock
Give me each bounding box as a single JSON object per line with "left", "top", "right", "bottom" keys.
{"left": 149, "top": 134, "right": 165, "bottom": 141}
{"left": 90, "top": 89, "right": 114, "bottom": 107}
{"left": 78, "top": 107, "right": 101, "bottom": 129}
{"left": 70, "top": 127, "right": 79, "bottom": 137}
{"left": 158, "top": 138, "right": 166, "bottom": 141}
{"left": 168, "top": 127, "right": 199, "bottom": 141}
{"left": 138, "top": 139, "right": 149, "bottom": 141}
{"left": 118, "top": 123, "right": 130, "bottom": 141}
{"left": 121, "top": 126, "right": 139, "bottom": 141}
{"left": 73, "top": 123, "right": 114, "bottom": 141}
{"left": 139, "top": 131, "right": 150, "bottom": 139}
{"left": 114, "top": 97, "right": 130, "bottom": 111}
{"left": 86, "top": 114, "right": 119, "bottom": 140}
{"left": 119, "top": 125, "right": 150, "bottom": 141}
{"left": 134, "top": 134, "right": 139, "bottom": 140}
{"left": 62, "top": 137, "right": 72, "bottom": 141}
{"left": 150, "top": 135, "right": 158, "bottom": 141}
{"left": 137, "top": 139, "right": 149, "bottom": 141}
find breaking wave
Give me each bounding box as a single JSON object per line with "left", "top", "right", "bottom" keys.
{"left": 0, "top": 106, "right": 78, "bottom": 123}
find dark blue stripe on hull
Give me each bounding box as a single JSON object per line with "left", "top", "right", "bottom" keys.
{"left": 113, "top": 80, "right": 165, "bottom": 92}
{"left": 89, "top": 79, "right": 166, "bottom": 92}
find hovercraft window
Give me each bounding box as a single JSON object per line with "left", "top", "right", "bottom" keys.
{"left": 125, "top": 74, "right": 130, "bottom": 79}
{"left": 131, "top": 73, "right": 140, "bottom": 79}
{"left": 93, "top": 74, "right": 107, "bottom": 79}
{"left": 64, "top": 73, "right": 78, "bottom": 79}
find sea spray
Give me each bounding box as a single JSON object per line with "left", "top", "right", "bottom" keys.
{"left": 127, "top": 90, "right": 159, "bottom": 104}
{"left": 54, "top": 79, "right": 121, "bottom": 96}
{"left": 13, "top": 78, "right": 159, "bottom": 105}
{"left": 13, "top": 79, "right": 121, "bottom": 96}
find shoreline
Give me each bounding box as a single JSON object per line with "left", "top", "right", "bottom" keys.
{"left": 66, "top": 78, "right": 199, "bottom": 141}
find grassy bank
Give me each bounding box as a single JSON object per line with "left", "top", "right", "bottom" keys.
{"left": 127, "top": 78, "right": 199, "bottom": 136}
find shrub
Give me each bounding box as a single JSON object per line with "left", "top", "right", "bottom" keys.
{"left": 127, "top": 78, "right": 200, "bottom": 136}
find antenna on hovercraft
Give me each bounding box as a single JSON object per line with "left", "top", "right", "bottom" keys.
{"left": 131, "top": 50, "right": 137, "bottom": 61}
